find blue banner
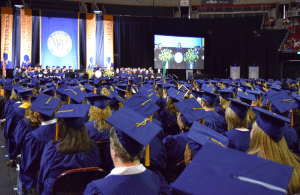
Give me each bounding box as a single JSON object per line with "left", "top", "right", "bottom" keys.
{"left": 40, "top": 11, "right": 79, "bottom": 69}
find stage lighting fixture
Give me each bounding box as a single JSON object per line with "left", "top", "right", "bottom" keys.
{"left": 14, "top": 5, "right": 24, "bottom": 8}
{"left": 94, "top": 11, "right": 102, "bottom": 15}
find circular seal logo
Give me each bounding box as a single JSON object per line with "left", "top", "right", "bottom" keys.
{"left": 47, "top": 31, "right": 72, "bottom": 57}
{"left": 233, "top": 68, "right": 238, "bottom": 72}
{"left": 252, "top": 68, "right": 256, "bottom": 72}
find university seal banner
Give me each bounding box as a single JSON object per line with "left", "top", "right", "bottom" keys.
{"left": 1, "top": 7, "right": 13, "bottom": 77}
{"left": 249, "top": 66, "right": 259, "bottom": 79}
{"left": 20, "top": 9, "right": 32, "bottom": 68}
{"left": 86, "top": 13, "right": 96, "bottom": 69}
{"left": 40, "top": 11, "right": 79, "bottom": 69}
{"left": 103, "top": 15, "right": 114, "bottom": 69}
{"left": 230, "top": 65, "right": 240, "bottom": 79}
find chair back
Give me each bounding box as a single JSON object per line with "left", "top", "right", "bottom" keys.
{"left": 52, "top": 167, "right": 107, "bottom": 195}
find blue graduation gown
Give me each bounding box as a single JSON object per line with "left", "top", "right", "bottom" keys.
{"left": 38, "top": 141, "right": 101, "bottom": 195}
{"left": 282, "top": 124, "right": 300, "bottom": 156}
{"left": 3, "top": 99, "right": 16, "bottom": 117}
{"left": 163, "top": 132, "right": 188, "bottom": 168}
{"left": 120, "top": 72, "right": 127, "bottom": 78}
{"left": 5, "top": 106, "right": 25, "bottom": 159}
{"left": 159, "top": 110, "right": 177, "bottom": 129}
{"left": 19, "top": 123, "right": 56, "bottom": 189}
{"left": 217, "top": 109, "right": 226, "bottom": 118}
{"left": 156, "top": 98, "right": 167, "bottom": 115}
{"left": 222, "top": 129, "right": 251, "bottom": 152}
{"left": 84, "top": 169, "right": 170, "bottom": 195}
{"left": 204, "top": 111, "right": 227, "bottom": 133}
{"left": 86, "top": 120, "right": 113, "bottom": 172}
{"left": 14, "top": 118, "right": 38, "bottom": 157}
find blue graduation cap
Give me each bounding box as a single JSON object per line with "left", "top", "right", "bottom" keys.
{"left": 201, "top": 84, "right": 214, "bottom": 93}
{"left": 85, "top": 93, "right": 111, "bottom": 109}
{"left": 123, "top": 94, "right": 159, "bottom": 118}
{"left": 228, "top": 98, "right": 251, "bottom": 120}
{"left": 174, "top": 98, "right": 206, "bottom": 125}
{"left": 171, "top": 141, "right": 293, "bottom": 195}
{"left": 252, "top": 107, "right": 290, "bottom": 142}
{"left": 202, "top": 92, "right": 219, "bottom": 106}
{"left": 191, "top": 90, "right": 204, "bottom": 99}
{"left": 105, "top": 106, "right": 161, "bottom": 157}
{"left": 187, "top": 122, "right": 229, "bottom": 155}
{"left": 282, "top": 87, "right": 295, "bottom": 95}
{"left": 55, "top": 88, "right": 69, "bottom": 101}
{"left": 218, "top": 90, "right": 233, "bottom": 100}
{"left": 83, "top": 84, "right": 96, "bottom": 93}
{"left": 168, "top": 89, "right": 185, "bottom": 102}
{"left": 30, "top": 94, "right": 61, "bottom": 121}
{"left": 237, "top": 91, "right": 256, "bottom": 104}
{"left": 27, "top": 94, "right": 38, "bottom": 103}
{"left": 114, "top": 87, "right": 127, "bottom": 100}
{"left": 65, "top": 88, "right": 86, "bottom": 104}
{"left": 55, "top": 104, "right": 90, "bottom": 130}
{"left": 42, "top": 86, "right": 56, "bottom": 97}
{"left": 267, "top": 91, "right": 299, "bottom": 114}
{"left": 16, "top": 88, "right": 34, "bottom": 100}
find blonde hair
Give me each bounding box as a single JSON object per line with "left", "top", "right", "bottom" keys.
{"left": 88, "top": 105, "right": 111, "bottom": 131}
{"left": 225, "top": 106, "right": 248, "bottom": 130}
{"left": 246, "top": 107, "right": 256, "bottom": 129}
{"left": 10, "top": 89, "right": 18, "bottom": 101}
{"left": 248, "top": 122, "right": 300, "bottom": 194}
{"left": 110, "top": 127, "right": 144, "bottom": 163}
{"left": 101, "top": 88, "right": 111, "bottom": 97}
{"left": 220, "top": 96, "right": 230, "bottom": 110}
{"left": 165, "top": 97, "right": 178, "bottom": 116}
{"left": 177, "top": 112, "right": 190, "bottom": 132}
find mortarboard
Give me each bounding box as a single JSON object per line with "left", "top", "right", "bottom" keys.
{"left": 55, "top": 104, "right": 90, "bottom": 130}
{"left": 174, "top": 98, "right": 206, "bottom": 125}
{"left": 171, "top": 141, "right": 293, "bottom": 195}
{"left": 30, "top": 94, "right": 61, "bottom": 121}
{"left": 202, "top": 92, "right": 219, "bottom": 106}
{"left": 191, "top": 90, "right": 204, "bottom": 99}
{"left": 16, "top": 88, "right": 34, "bottom": 100}
{"left": 252, "top": 107, "right": 290, "bottom": 142}
{"left": 228, "top": 98, "right": 251, "bottom": 120}
{"left": 237, "top": 91, "right": 256, "bottom": 104}
{"left": 267, "top": 91, "right": 299, "bottom": 114}
{"left": 65, "top": 88, "right": 86, "bottom": 104}
{"left": 42, "top": 86, "right": 56, "bottom": 97}
{"left": 187, "top": 122, "right": 229, "bottom": 154}
{"left": 55, "top": 88, "right": 69, "bottom": 101}
{"left": 218, "top": 90, "right": 233, "bottom": 100}
{"left": 85, "top": 93, "right": 111, "bottom": 109}
{"left": 123, "top": 94, "right": 159, "bottom": 118}
{"left": 105, "top": 106, "right": 161, "bottom": 157}
{"left": 83, "top": 84, "right": 96, "bottom": 93}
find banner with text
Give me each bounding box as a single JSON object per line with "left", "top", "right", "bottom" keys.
{"left": 1, "top": 7, "right": 13, "bottom": 75}
{"left": 230, "top": 65, "right": 240, "bottom": 79}
{"left": 103, "top": 15, "right": 114, "bottom": 69}
{"left": 40, "top": 11, "right": 79, "bottom": 69}
{"left": 20, "top": 9, "right": 32, "bottom": 68}
{"left": 86, "top": 13, "right": 96, "bottom": 69}
{"left": 249, "top": 66, "right": 259, "bottom": 79}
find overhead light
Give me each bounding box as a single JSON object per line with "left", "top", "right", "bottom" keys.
{"left": 14, "top": 5, "right": 24, "bottom": 8}
{"left": 94, "top": 11, "right": 102, "bottom": 15}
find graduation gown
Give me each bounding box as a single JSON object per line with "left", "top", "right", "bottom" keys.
{"left": 3, "top": 99, "right": 16, "bottom": 119}
{"left": 14, "top": 118, "right": 38, "bottom": 157}
{"left": 5, "top": 105, "right": 25, "bottom": 159}
{"left": 217, "top": 109, "right": 226, "bottom": 118}
{"left": 86, "top": 120, "right": 113, "bottom": 172}
{"left": 84, "top": 169, "right": 170, "bottom": 195}
{"left": 163, "top": 132, "right": 188, "bottom": 168}
{"left": 282, "top": 124, "right": 300, "bottom": 156}
{"left": 222, "top": 129, "right": 251, "bottom": 152}
{"left": 19, "top": 123, "right": 56, "bottom": 189}
{"left": 159, "top": 110, "right": 177, "bottom": 130}
{"left": 37, "top": 141, "right": 101, "bottom": 195}
{"left": 203, "top": 111, "right": 227, "bottom": 133}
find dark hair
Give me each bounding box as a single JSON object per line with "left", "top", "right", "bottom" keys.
{"left": 53, "top": 119, "right": 94, "bottom": 154}
{"left": 197, "top": 70, "right": 201, "bottom": 74}
{"left": 202, "top": 98, "right": 215, "bottom": 109}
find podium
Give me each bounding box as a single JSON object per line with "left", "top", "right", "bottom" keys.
{"left": 249, "top": 66, "right": 259, "bottom": 79}
{"left": 230, "top": 66, "right": 240, "bottom": 79}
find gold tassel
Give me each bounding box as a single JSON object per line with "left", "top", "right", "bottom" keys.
{"left": 291, "top": 110, "right": 294, "bottom": 127}
{"left": 145, "top": 145, "right": 150, "bottom": 167}
{"left": 202, "top": 118, "right": 205, "bottom": 125}
{"left": 93, "top": 88, "right": 97, "bottom": 94}
{"left": 55, "top": 118, "right": 59, "bottom": 141}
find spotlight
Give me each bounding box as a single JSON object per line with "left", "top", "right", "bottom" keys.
{"left": 94, "top": 11, "right": 102, "bottom": 15}
{"left": 14, "top": 5, "right": 24, "bottom": 8}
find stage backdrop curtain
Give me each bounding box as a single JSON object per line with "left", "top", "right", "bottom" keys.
{"left": 96, "top": 14, "right": 104, "bottom": 69}
{"left": 79, "top": 13, "right": 86, "bottom": 71}
{"left": 31, "top": 10, "right": 40, "bottom": 67}
{"left": 12, "top": 8, "right": 20, "bottom": 68}
{"left": 114, "top": 16, "right": 153, "bottom": 69}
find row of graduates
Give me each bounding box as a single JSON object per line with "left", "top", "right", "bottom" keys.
{"left": 1, "top": 75, "right": 300, "bottom": 194}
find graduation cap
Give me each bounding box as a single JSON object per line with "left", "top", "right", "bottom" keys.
{"left": 174, "top": 98, "right": 206, "bottom": 126}
{"left": 65, "top": 88, "right": 86, "bottom": 104}
{"left": 191, "top": 90, "right": 204, "bottom": 99}
{"left": 105, "top": 106, "right": 161, "bottom": 157}
{"left": 168, "top": 89, "right": 185, "bottom": 102}
{"left": 218, "top": 90, "right": 233, "bottom": 100}
{"left": 267, "top": 91, "right": 299, "bottom": 114}
{"left": 83, "top": 84, "right": 96, "bottom": 93}
{"left": 45, "top": 82, "right": 54, "bottom": 88}
{"left": 123, "top": 94, "right": 159, "bottom": 118}
{"left": 114, "top": 87, "right": 127, "bottom": 100}
{"left": 282, "top": 87, "right": 295, "bottom": 95}
{"left": 16, "top": 88, "right": 34, "bottom": 100}
{"left": 99, "top": 82, "right": 113, "bottom": 90}
{"left": 27, "top": 94, "right": 38, "bottom": 103}
{"left": 27, "top": 82, "right": 39, "bottom": 88}
{"left": 252, "top": 107, "right": 290, "bottom": 142}
{"left": 201, "top": 84, "right": 214, "bottom": 93}
{"left": 187, "top": 122, "right": 229, "bottom": 155}
{"left": 228, "top": 98, "right": 251, "bottom": 120}
{"left": 109, "top": 90, "right": 124, "bottom": 106}
{"left": 55, "top": 104, "right": 90, "bottom": 130}
{"left": 171, "top": 141, "right": 293, "bottom": 195}
{"left": 3, "top": 85, "right": 13, "bottom": 92}
{"left": 55, "top": 88, "right": 69, "bottom": 101}
{"left": 85, "top": 93, "right": 111, "bottom": 109}
{"left": 202, "top": 92, "right": 219, "bottom": 106}
{"left": 79, "top": 79, "right": 88, "bottom": 85}
{"left": 42, "top": 86, "right": 56, "bottom": 97}
{"left": 237, "top": 91, "right": 256, "bottom": 104}
{"left": 30, "top": 94, "right": 61, "bottom": 121}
